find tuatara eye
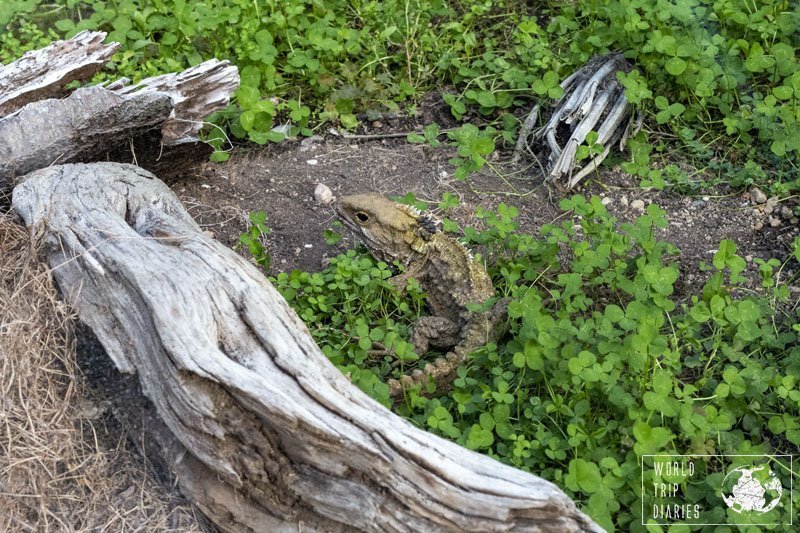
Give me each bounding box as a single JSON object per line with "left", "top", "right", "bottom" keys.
{"left": 355, "top": 211, "right": 370, "bottom": 224}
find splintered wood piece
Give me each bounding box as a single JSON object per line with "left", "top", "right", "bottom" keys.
{"left": 514, "top": 52, "right": 637, "bottom": 189}
{"left": 115, "top": 59, "right": 239, "bottom": 144}
{"left": 549, "top": 81, "right": 619, "bottom": 181}
{"left": 12, "top": 162, "right": 602, "bottom": 533}
{"left": 0, "top": 31, "right": 119, "bottom": 116}
{"left": 0, "top": 34, "right": 239, "bottom": 190}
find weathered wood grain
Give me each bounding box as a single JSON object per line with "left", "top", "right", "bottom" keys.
{"left": 0, "top": 31, "right": 119, "bottom": 116}
{"left": 0, "top": 86, "right": 173, "bottom": 191}
{"left": 116, "top": 59, "right": 239, "bottom": 144}
{"left": 12, "top": 162, "right": 602, "bottom": 533}
{"left": 0, "top": 56, "right": 237, "bottom": 191}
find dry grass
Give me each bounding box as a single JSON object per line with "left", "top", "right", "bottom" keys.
{"left": 0, "top": 213, "right": 205, "bottom": 532}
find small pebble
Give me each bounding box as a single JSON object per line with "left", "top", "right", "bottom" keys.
{"left": 764, "top": 196, "right": 779, "bottom": 215}
{"left": 299, "top": 135, "right": 323, "bottom": 152}
{"left": 75, "top": 399, "right": 106, "bottom": 420}
{"left": 770, "top": 217, "right": 781, "bottom": 227}
{"left": 314, "top": 183, "right": 335, "bottom": 205}
{"left": 601, "top": 197, "right": 612, "bottom": 206}
{"left": 702, "top": 195, "right": 710, "bottom": 202}
{"left": 620, "top": 195, "right": 629, "bottom": 207}
{"left": 780, "top": 206, "right": 793, "bottom": 219}
{"left": 754, "top": 221, "right": 764, "bottom": 230}
{"left": 304, "top": 243, "right": 313, "bottom": 249}
{"left": 691, "top": 200, "right": 705, "bottom": 209}
{"left": 791, "top": 217, "right": 799, "bottom": 225}
{"left": 745, "top": 255, "right": 753, "bottom": 263}
{"left": 271, "top": 123, "right": 291, "bottom": 136}
{"left": 750, "top": 186, "right": 767, "bottom": 204}
{"left": 306, "top": 158, "right": 318, "bottom": 165}
{"left": 631, "top": 199, "right": 645, "bottom": 211}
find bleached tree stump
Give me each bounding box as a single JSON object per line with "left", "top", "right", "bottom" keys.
{"left": 513, "top": 53, "right": 641, "bottom": 189}
{"left": 12, "top": 162, "right": 602, "bottom": 532}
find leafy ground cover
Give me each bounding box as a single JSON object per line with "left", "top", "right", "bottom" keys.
{"left": 252, "top": 193, "right": 800, "bottom": 530}
{"left": 2, "top": 0, "right": 798, "bottom": 186}
{"left": 3, "top": 0, "right": 800, "bottom": 529}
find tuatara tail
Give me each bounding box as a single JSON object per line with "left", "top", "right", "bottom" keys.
{"left": 388, "top": 348, "right": 466, "bottom": 398}
{"left": 388, "top": 298, "right": 511, "bottom": 399}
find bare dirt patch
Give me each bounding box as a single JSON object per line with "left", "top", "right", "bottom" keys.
{"left": 174, "top": 137, "right": 799, "bottom": 296}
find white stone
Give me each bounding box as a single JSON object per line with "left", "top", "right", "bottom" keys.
{"left": 750, "top": 187, "right": 767, "bottom": 204}
{"left": 314, "top": 183, "right": 335, "bottom": 205}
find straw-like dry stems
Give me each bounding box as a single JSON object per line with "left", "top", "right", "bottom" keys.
{"left": 0, "top": 213, "right": 203, "bottom": 532}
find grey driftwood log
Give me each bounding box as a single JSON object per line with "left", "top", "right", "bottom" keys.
{"left": 115, "top": 59, "right": 240, "bottom": 144}
{"left": 0, "top": 86, "right": 173, "bottom": 190}
{"left": 0, "top": 31, "right": 238, "bottom": 192}
{"left": 12, "top": 162, "right": 601, "bottom": 532}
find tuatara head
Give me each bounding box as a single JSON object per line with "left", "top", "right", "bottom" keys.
{"left": 336, "top": 193, "right": 440, "bottom": 264}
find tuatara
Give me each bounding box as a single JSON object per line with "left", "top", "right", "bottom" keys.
{"left": 336, "top": 193, "right": 507, "bottom": 397}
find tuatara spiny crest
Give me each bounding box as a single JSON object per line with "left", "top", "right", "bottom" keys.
{"left": 336, "top": 193, "right": 508, "bottom": 397}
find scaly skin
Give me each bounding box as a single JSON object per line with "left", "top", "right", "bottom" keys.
{"left": 336, "top": 193, "right": 506, "bottom": 397}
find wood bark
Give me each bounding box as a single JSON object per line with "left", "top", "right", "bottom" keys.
{"left": 0, "top": 32, "right": 238, "bottom": 192}
{"left": 0, "top": 86, "right": 173, "bottom": 189}
{"left": 12, "top": 163, "right": 602, "bottom": 533}
{"left": 115, "top": 59, "right": 240, "bottom": 145}
{"left": 0, "top": 30, "right": 119, "bottom": 116}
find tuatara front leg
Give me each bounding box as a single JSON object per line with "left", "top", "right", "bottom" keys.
{"left": 408, "top": 316, "right": 461, "bottom": 355}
